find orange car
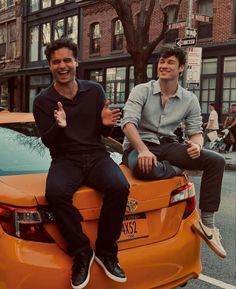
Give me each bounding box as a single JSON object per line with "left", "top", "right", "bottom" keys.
{"left": 0, "top": 112, "right": 202, "bottom": 289}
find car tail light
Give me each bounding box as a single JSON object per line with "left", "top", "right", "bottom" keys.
{"left": 169, "top": 182, "right": 196, "bottom": 219}
{"left": 0, "top": 204, "right": 55, "bottom": 243}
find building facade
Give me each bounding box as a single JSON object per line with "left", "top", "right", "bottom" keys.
{"left": 0, "top": 0, "right": 22, "bottom": 111}
{"left": 0, "top": 0, "right": 235, "bottom": 122}
{"left": 78, "top": 0, "right": 236, "bottom": 122}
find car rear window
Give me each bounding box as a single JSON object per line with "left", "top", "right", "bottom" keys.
{"left": 0, "top": 122, "right": 122, "bottom": 176}
{"left": 0, "top": 123, "right": 51, "bottom": 176}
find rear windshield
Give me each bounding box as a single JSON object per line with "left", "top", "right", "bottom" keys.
{"left": 0, "top": 122, "right": 122, "bottom": 176}
{"left": 0, "top": 123, "right": 51, "bottom": 176}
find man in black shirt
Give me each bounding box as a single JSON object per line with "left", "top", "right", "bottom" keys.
{"left": 33, "top": 38, "right": 129, "bottom": 289}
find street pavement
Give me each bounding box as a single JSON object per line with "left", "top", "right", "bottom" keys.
{"left": 221, "top": 151, "right": 236, "bottom": 171}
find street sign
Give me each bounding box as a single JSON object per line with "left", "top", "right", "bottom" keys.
{"left": 192, "top": 14, "right": 210, "bottom": 22}
{"left": 175, "top": 37, "right": 197, "bottom": 48}
{"left": 185, "top": 27, "right": 197, "bottom": 38}
{"left": 186, "top": 47, "right": 202, "bottom": 89}
{"left": 168, "top": 21, "right": 186, "bottom": 30}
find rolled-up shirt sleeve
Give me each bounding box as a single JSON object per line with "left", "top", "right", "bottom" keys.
{"left": 121, "top": 84, "right": 148, "bottom": 129}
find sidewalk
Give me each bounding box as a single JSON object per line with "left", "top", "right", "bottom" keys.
{"left": 221, "top": 151, "right": 236, "bottom": 171}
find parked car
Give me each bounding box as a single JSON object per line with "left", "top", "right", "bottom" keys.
{"left": 0, "top": 112, "right": 202, "bottom": 289}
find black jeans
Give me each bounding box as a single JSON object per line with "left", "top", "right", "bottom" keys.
{"left": 46, "top": 152, "right": 129, "bottom": 257}
{"left": 124, "top": 139, "right": 225, "bottom": 212}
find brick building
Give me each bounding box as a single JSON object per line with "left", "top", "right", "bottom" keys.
{"left": 0, "top": 0, "right": 235, "bottom": 122}
{"left": 77, "top": 0, "right": 236, "bottom": 122}
{"left": 0, "top": 0, "right": 22, "bottom": 111}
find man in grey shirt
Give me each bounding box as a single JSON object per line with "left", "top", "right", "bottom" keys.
{"left": 121, "top": 46, "right": 226, "bottom": 258}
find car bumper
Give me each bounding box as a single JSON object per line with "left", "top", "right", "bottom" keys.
{"left": 0, "top": 211, "right": 201, "bottom": 289}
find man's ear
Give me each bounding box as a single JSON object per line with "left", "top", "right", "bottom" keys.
{"left": 76, "top": 58, "right": 79, "bottom": 67}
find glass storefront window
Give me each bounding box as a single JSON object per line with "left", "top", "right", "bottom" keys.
{"left": 55, "top": 0, "right": 64, "bottom": 4}
{"left": 202, "top": 58, "right": 217, "bottom": 74}
{"left": 224, "top": 56, "right": 236, "bottom": 73}
{"left": 0, "top": 82, "right": 8, "bottom": 108}
{"left": 106, "top": 67, "right": 126, "bottom": 106}
{"left": 29, "top": 26, "right": 39, "bottom": 62}
{"left": 89, "top": 70, "right": 103, "bottom": 84}
{"left": 29, "top": 75, "right": 51, "bottom": 112}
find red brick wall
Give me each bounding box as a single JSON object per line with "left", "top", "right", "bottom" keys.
{"left": 81, "top": 0, "right": 235, "bottom": 60}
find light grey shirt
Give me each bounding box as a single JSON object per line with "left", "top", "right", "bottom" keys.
{"left": 121, "top": 79, "right": 203, "bottom": 151}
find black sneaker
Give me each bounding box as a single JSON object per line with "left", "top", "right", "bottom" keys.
{"left": 71, "top": 249, "right": 95, "bottom": 289}
{"left": 95, "top": 254, "right": 127, "bottom": 283}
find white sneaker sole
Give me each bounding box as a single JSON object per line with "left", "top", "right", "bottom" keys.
{"left": 95, "top": 256, "right": 127, "bottom": 283}
{"left": 192, "top": 222, "right": 226, "bottom": 258}
{"left": 71, "top": 251, "right": 95, "bottom": 289}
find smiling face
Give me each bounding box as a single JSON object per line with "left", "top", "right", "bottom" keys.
{"left": 49, "top": 47, "right": 78, "bottom": 86}
{"left": 157, "top": 55, "right": 184, "bottom": 82}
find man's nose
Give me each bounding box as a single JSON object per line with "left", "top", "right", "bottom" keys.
{"left": 58, "top": 61, "right": 66, "bottom": 68}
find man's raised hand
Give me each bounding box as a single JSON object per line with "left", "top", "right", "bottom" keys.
{"left": 54, "top": 102, "right": 67, "bottom": 128}
{"left": 101, "top": 100, "right": 122, "bottom": 126}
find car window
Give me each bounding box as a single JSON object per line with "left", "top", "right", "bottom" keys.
{"left": 0, "top": 122, "right": 122, "bottom": 176}
{"left": 0, "top": 125, "right": 51, "bottom": 176}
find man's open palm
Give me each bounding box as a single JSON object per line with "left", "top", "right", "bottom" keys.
{"left": 101, "top": 100, "right": 121, "bottom": 126}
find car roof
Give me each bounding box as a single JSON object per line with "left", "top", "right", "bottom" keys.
{"left": 0, "top": 111, "right": 34, "bottom": 124}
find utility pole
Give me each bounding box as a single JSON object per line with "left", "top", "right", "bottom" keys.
{"left": 186, "top": 0, "right": 193, "bottom": 32}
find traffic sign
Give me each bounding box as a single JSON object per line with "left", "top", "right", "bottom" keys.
{"left": 186, "top": 47, "right": 202, "bottom": 89}
{"left": 175, "top": 37, "right": 197, "bottom": 48}
{"left": 185, "top": 27, "right": 197, "bottom": 38}
{"left": 168, "top": 21, "right": 186, "bottom": 30}
{"left": 192, "top": 14, "right": 210, "bottom": 22}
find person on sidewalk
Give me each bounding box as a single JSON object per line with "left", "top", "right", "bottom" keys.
{"left": 223, "top": 104, "right": 236, "bottom": 152}
{"left": 121, "top": 46, "right": 226, "bottom": 258}
{"left": 33, "top": 38, "right": 129, "bottom": 289}
{"left": 203, "top": 103, "right": 219, "bottom": 145}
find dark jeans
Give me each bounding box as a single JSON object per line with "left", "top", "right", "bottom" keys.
{"left": 46, "top": 152, "right": 129, "bottom": 257}
{"left": 123, "top": 139, "right": 225, "bottom": 212}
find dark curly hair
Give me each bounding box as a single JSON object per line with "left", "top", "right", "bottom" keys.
{"left": 44, "top": 38, "right": 78, "bottom": 62}
{"left": 158, "top": 46, "right": 186, "bottom": 66}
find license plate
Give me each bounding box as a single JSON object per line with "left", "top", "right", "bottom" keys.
{"left": 119, "top": 213, "right": 149, "bottom": 242}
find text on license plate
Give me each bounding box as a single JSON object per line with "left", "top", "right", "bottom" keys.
{"left": 119, "top": 213, "right": 149, "bottom": 242}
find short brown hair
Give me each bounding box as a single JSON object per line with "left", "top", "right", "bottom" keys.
{"left": 44, "top": 38, "right": 78, "bottom": 62}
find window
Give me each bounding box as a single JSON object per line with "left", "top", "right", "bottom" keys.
{"left": 89, "top": 70, "right": 103, "bottom": 84}
{"left": 112, "top": 19, "right": 124, "bottom": 51}
{"left": 0, "top": 0, "right": 5, "bottom": 9}
{"left": 67, "top": 16, "right": 78, "bottom": 44}
{"left": 29, "top": 26, "right": 39, "bottom": 62}
{"left": 0, "top": 24, "right": 6, "bottom": 59}
{"left": 29, "top": 75, "right": 51, "bottom": 112}
{"left": 55, "top": 0, "right": 64, "bottom": 4}
{"left": 41, "top": 23, "right": 51, "bottom": 60}
{"left": 42, "top": 0, "right": 51, "bottom": 9}
{"left": 7, "top": 0, "right": 14, "bottom": 6}
{"left": 54, "top": 19, "right": 65, "bottom": 40}
{"left": 222, "top": 57, "right": 236, "bottom": 114}
{"left": 194, "top": 58, "right": 217, "bottom": 114}
{"left": 8, "top": 21, "right": 16, "bottom": 59}
{"left": 29, "top": 0, "right": 39, "bottom": 12}
{"left": 129, "top": 64, "right": 153, "bottom": 92}
{"left": 90, "top": 23, "right": 101, "bottom": 54}
{"left": 106, "top": 67, "right": 126, "bottom": 106}
{"left": 165, "top": 5, "right": 178, "bottom": 43}
{"left": 197, "top": 0, "right": 213, "bottom": 39}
